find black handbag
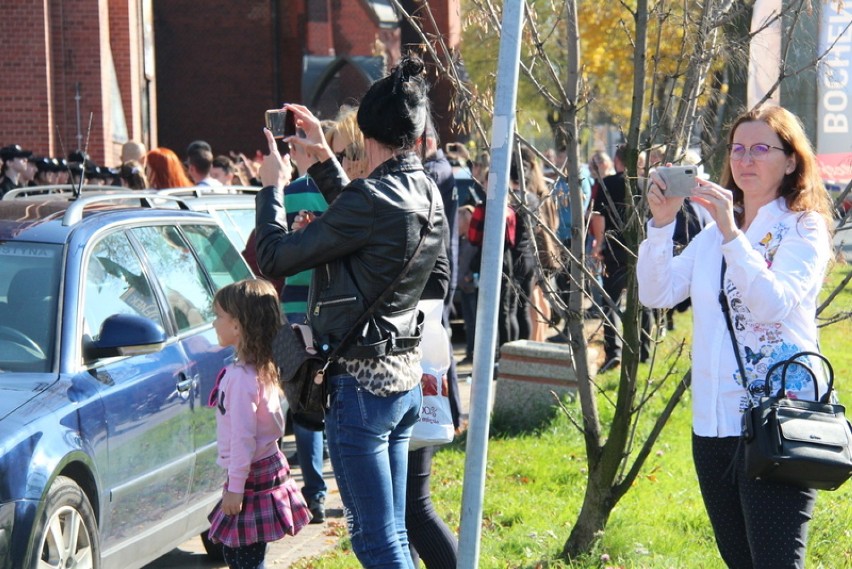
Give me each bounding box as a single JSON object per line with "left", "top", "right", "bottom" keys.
{"left": 719, "top": 260, "right": 852, "bottom": 490}
{"left": 271, "top": 188, "right": 437, "bottom": 431}
{"left": 741, "top": 352, "right": 852, "bottom": 490}
{"left": 272, "top": 323, "right": 327, "bottom": 431}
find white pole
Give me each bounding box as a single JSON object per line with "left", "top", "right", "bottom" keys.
{"left": 457, "top": 2, "right": 524, "bottom": 567}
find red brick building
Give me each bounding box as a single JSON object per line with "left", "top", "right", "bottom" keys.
{"left": 0, "top": 0, "right": 462, "bottom": 167}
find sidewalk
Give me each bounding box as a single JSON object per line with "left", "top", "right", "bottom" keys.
{"left": 145, "top": 357, "right": 473, "bottom": 569}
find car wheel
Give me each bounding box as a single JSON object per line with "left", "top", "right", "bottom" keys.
{"left": 32, "top": 476, "right": 100, "bottom": 569}
{"left": 200, "top": 530, "right": 225, "bottom": 561}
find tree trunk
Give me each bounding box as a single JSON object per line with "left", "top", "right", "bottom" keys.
{"left": 562, "top": 471, "right": 616, "bottom": 559}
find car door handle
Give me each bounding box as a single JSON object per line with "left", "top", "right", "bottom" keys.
{"left": 176, "top": 376, "right": 194, "bottom": 394}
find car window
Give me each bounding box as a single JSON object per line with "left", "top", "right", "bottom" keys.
{"left": 182, "top": 223, "right": 252, "bottom": 290}
{"left": 208, "top": 208, "right": 254, "bottom": 251}
{"left": 133, "top": 225, "right": 215, "bottom": 332}
{"left": 84, "top": 232, "right": 165, "bottom": 341}
{"left": 0, "top": 242, "right": 62, "bottom": 372}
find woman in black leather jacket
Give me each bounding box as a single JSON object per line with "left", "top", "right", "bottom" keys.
{"left": 255, "top": 56, "right": 449, "bottom": 569}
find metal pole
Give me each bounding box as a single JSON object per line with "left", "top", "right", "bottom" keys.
{"left": 457, "top": 2, "right": 524, "bottom": 567}
{"left": 74, "top": 82, "right": 83, "bottom": 151}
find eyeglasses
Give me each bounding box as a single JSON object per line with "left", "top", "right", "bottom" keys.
{"left": 728, "top": 143, "right": 786, "bottom": 161}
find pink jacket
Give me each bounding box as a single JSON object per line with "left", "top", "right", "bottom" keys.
{"left": 215, "top": 363, "right": 286, "bottom": 493}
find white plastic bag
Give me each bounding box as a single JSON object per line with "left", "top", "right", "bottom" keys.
{"left": 410, "top": 299, "right": 455, "bottom": 451}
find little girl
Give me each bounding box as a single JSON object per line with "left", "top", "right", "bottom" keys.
{"left": 208, "top": 279, "right": 311, "bottom": 568}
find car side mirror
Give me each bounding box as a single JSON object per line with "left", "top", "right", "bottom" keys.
{"left": 85, "top": 314, "right": 167, "bottom": 360}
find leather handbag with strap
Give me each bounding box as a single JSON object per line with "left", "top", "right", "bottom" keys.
{"left": 273, "top": 189, "right": 437, "bottom": 430}
{"left": 719, "top": 258, "right": 852, "bottom": 490}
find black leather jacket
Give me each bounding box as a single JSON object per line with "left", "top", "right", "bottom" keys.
{"left": 255, "top": 153, "right": 449, "bottom": 357}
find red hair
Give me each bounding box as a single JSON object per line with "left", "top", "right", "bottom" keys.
{"left": 145, "top": 147, "right": 193, "bottom": 189}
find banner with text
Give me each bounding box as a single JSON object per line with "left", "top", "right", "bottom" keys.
{"left": 817, "top": 2, "right": 852, "bottom": 182}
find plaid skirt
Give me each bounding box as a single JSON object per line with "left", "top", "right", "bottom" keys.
{"left": 207, "top": 450, "right": 311, "bottom": 548}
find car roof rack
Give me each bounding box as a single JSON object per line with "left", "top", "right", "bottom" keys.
{"left": 158, "top": 185, "right": 260, "bottom": 197}
{"left": 1, "top": 184, "right": 124, "bottom": 200}
{"left": 62, "top": 193, "right": 192, "bottom": 226}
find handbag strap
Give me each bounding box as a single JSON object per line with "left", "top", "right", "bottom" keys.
{"left": 764, "top": 351, "right": 833, "bottom": 403}
{"left": 321, "top": 187, "right": 438, "bottom": 365}
{"left": 718, "top": 258, "right": 749, "bottom": 389}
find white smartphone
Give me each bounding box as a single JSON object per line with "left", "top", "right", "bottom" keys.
{"left": 656, "top": 165, "right": 698, "bottom": 198}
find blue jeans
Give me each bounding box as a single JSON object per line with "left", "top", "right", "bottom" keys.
{"left": 326, "top": 374, "right": 421, "bottom": 569}
{"left": 292, "top": 421, "right": 327, "bottom": 502}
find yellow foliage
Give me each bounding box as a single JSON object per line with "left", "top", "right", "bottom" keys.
{"left": 460, "top": 0, "right": 719, "bottom": 139}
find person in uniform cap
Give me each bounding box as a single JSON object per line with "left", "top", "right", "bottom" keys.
{"left": 67, "top": 150, "right": 92, "bottom": 186}
{"left": 20, "top": 156, "right": 40, "bottom": 186}
{"left": 32, "top": 157, "right": 57, "bottom": 185}
{"left": 54, "top": 158, "right": 70, "bottom": 184}
{"left": 0, "top": 144, "right": 33, "bottom": 197}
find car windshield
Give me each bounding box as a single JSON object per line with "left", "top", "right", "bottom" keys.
{"left": 0, "top": 241, "right": 62, "bottom": 372}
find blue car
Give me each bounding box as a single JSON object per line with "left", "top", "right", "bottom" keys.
{"left": 0, "top": 192, "right": 254, "bottom": 568}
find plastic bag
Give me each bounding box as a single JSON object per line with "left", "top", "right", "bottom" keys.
{"left": 410, "top": 299, "right": 455, "bottom": 451}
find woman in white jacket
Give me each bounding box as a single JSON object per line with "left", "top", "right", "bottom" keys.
{"left": 637, "top": 105, "right": 834, "bottom": 569}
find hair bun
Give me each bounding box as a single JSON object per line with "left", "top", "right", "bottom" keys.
{"left": 400, "top": 56, "right": 425, "bottom": 79}
{"left": 359, "top": 54, "right": 431, "bottom": 150}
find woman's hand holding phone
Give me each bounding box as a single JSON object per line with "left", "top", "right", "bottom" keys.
{"left": 282, "top": 104, "right": 334, "bottom": 165}
{"left": 646, "top": 166, "right": 686, "bottom": 228}
{"left": 260, "top": 127, "right": 292, "bottom": 190}
{"left": 690, "top": 179, "right": 740, "bottom": 243}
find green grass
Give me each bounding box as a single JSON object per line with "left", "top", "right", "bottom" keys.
{"left": 293, "top": 265, "right": 852, "bottom": 568}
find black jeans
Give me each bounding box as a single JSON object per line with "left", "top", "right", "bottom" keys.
{"left": 406, "top": 446, "right": 458, "bottom": 569}
{"left": 497, "top": 272, "right": 518, "bottom": 347}
{"left": 692, "top": 434, "right": 816, "bottom": 569}
{"left": 601, "top": 262, "right": 651, "bottom": 361}
{"left": 514, "top": 268, "right": 534, "bottom": 341}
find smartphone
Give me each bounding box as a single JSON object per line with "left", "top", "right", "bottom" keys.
{"left": 265, "top": 109, "right": 296, "bottom": 139}
{"left": 657, "top": 165, "right": 697, "bottom": 198}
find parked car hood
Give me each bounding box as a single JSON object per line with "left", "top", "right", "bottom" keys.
{"left": 0, "top": 374, "right": 57, "bottom": 421}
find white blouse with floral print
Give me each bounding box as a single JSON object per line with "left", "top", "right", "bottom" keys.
{"left": 637, "top": 197, "right": 832, "bottom": 438}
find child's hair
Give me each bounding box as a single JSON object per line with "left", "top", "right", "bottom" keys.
{"left": 214, "top": 279, "right": 281, "bottom": 386}
{"left": 119, "top": 160, "right": 149, "bottom": 190}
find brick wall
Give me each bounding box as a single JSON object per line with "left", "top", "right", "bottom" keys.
{"left": 332, "top": 1, "right": 381, "bottom": 57}
{"left": 0, "top": 0, "right": 460, "bottom": 166}
{"left": 153, "top": 0, "right": 284, "bottom": 158}
{"left": 108, "top": 0, "right": 141, "bottom": 146}
{"left": 49, "top": 0, "right": 108, "bottom": 163}
{"left": 0, "top": 2, "right": 52, "bottom": 157}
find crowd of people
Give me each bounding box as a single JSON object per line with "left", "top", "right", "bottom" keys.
{"left": 0, "top": 135, "right": 267, "bottom": 198}
{"left": 3, "top": 50, "right": 838, "bottom": 568}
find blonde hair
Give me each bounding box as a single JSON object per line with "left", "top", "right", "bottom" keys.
{"left": 213, "top": 279, "right": 281, "bottom": 387}
{"left": 720, "top": 106, "right": 834, "bottom": 228}
{"left": 588, "top": 150, "right": 613, "bottom": 180}
{"left": 326, "top": 106, "right": 369, "bottom": 179}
